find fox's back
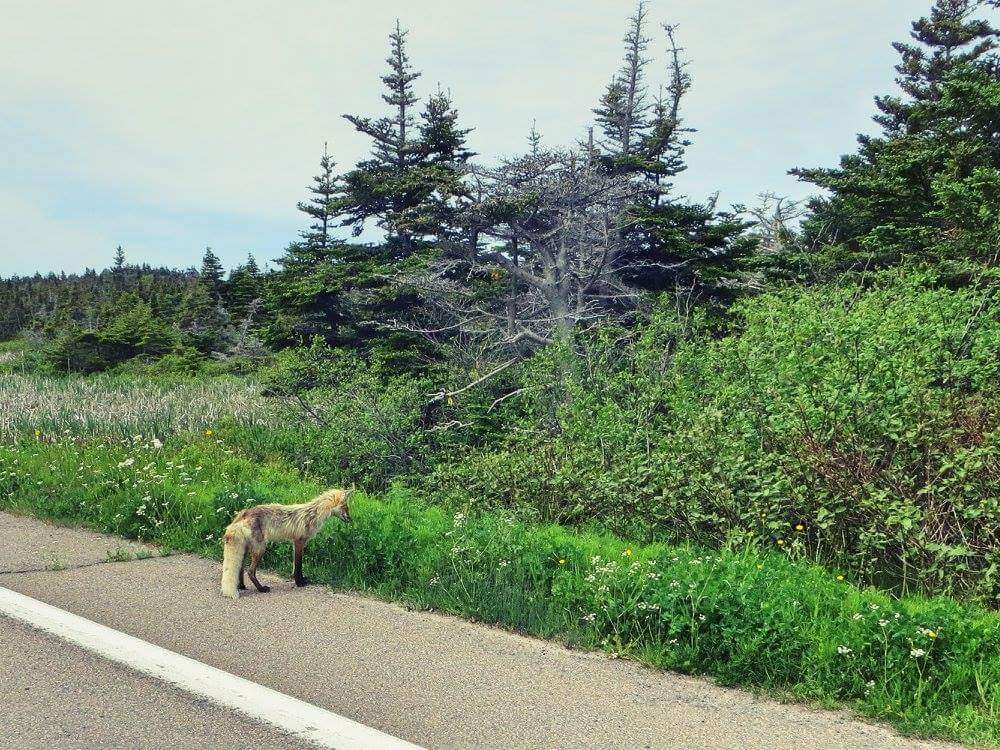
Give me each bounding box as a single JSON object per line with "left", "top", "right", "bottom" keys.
{"left": 232, "top": 501, "right": 320, "bottom": 543}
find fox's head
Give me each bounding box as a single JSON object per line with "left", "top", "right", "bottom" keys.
{"left": 335, "top": 488, "right": 355, "bottom": 523}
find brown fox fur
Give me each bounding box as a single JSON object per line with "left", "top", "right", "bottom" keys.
{"left": 220, "top": 488, "right": 353, "bottom": 599}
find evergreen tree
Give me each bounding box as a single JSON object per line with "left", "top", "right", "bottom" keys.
{"left": 296, "top": 144, "right": 339, "bottom": 253}
{"left": 874, "top": 0, "right": 997, "bottom": 135}
{"left": 410, "top": 86, "right": 475, "bottom": 240}
{"left": 268, "top": 149, "right": 365, "bottom": 347}
{"left": 792, "top": 0, "right": 999, "bottom": 271}
{"left": 592, "top": 0, "right": 652, "bottom": 165}
{"left": 340, "top": 21, "right": 474, "bottom": 253}
{"left": 199, "top": 247, "right": 225, "bottom": 299}
{"left": 227, "top": 253, "right": 263, "bottom": 320}
{"left": 340, "top": 20, "right": 423, "bottom": 251}
{"left": 592, "top": 8, "right": 752, "bottom": 299}
{"left": 112, "top": 245, "right": 126, "bottom": 273}
{"left": 527, "top": 120, "right": 543, "bottom": 156}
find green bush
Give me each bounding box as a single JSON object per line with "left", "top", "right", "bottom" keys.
{"left": 428, "top": 267, "right": 1000, "bottom": 602}
{"left": 246, "top": 340, "right": 438, "bottom": 486}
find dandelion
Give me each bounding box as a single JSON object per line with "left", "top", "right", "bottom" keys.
{"left": 756, "top": 564, "right": 764, "bottom": 570}
{"left": 558, "top": 559, "right": 566, "bottom": 565}
{"left": 836, "top": 575, "right": 844, "bottom": 581}
{"left": 795, "top": 524, "right": 804, "bottom": 531}
{"left": 920, "top": 628, "right": 938, "bottom": 639}
{"left": 204, "top": 429, "right": 213, "bottom": 437}
{"left": 776, "top": 539, "right": 785, "bottom": 546}
{"left": 622, "top": 548, "right": 633, "bottom": 557}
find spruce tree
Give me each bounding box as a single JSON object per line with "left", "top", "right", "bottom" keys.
{"left": 592, "top": 8, "right": 751, "bottom": 299}
{"left": 792, "top": 0, "right": 999, "bottom": 271}
{"left": 527, "top": 120, "right": 543, "bottom": 156}
{"left": 296, "top": 144, "right": 339, "bottom": 254}
{"left": 227, "top": 253, "right": 263, "bottom": 320}
{"left": 340, "top": 21, "right": 474, "bottom": 253}
{"left": 592, "top": 0, "right": 652, "bottom": 165}
{"left": 199, "top": 247, "right": 225, "bottom": 300}
{"left": 874, "top": 0, "right": 997, "bottom": 135}
{"left": 341, "top": 20, "right": 423, "bottom": 251}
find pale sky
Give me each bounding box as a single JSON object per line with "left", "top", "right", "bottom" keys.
{"left": 1, "top": 0, "right": 947, "bottom": 276}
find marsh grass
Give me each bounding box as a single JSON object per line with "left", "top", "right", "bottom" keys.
{"left": 0, "top": 374, "right": 276, "bottom": 441}
{"left": 1, "top": 434, "right": 997, "bottom": 747}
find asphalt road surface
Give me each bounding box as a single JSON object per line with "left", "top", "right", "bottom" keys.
{"left": 0, "top": 512, "right": 966, "bottom": 750}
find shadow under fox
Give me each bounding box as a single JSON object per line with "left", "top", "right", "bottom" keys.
{"left": 220, "top": 488, "right": 353, "bottom": 599}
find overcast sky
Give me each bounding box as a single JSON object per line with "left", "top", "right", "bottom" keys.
{"left": 1, "top": 0, "right": 943, "bottom": 276}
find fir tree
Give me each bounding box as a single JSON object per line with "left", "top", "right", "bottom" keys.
{"left": 592, "top": 9, "right": 751, "bottom": 299}
{"left": 340, "top": 20, "right": 423, "bottom": 250}
{"left": 592, "top": 0, "right": 652, "bottom": 163}
{"left": 527, "top": 120, "right": 543, "bottom": 156}
{"left": 296, "top": 144, "right": 339, "bottom": 253}
{"left": 792, "top": 0, "right": 999, "bottom": 271}
{"left": 874, "top": 0, "right": 997, "bottom": 135}
{"left": 199, "top": 247, "right": 225, "bottom": 300}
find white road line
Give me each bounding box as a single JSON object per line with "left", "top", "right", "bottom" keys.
{"left": 0, "top": 586, "right": 424, "bottom": 750}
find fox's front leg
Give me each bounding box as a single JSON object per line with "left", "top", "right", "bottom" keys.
{"left": 293, "top": 539, "right": 309, "bottom": 587}
{"left": 238, "top": 557, "right": 247, "bottom": 591}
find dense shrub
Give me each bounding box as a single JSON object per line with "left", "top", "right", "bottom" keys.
{"left": 248, "top": 340, "right": 439, "bottom": 486}
{"left": 429, "top": 268, "right": 1000, "bottom": 602}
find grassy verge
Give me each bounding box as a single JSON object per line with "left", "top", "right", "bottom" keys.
{"left": 1, "top": 434, "right": 997, "bottom": 747}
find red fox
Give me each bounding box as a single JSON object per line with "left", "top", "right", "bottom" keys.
{"left": 220, "top": 488, "right": 353, "bottom": 599}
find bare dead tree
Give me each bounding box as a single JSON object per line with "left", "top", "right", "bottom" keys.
{"left": 741, "top": 192, "right": 805, "bottom": 256}
{"left": 396, "top": 151, "right": 647, "bottom": 380}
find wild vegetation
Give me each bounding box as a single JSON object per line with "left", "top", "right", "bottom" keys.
{"left": 1, "top": 0, "right": 998, "bottom": 744}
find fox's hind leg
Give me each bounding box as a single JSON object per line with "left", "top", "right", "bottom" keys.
{"left": 293, "top": 539, "right": 309, "bottom": 587}
{"left": 247, "top": 548, "right": 270, "bottom": 593}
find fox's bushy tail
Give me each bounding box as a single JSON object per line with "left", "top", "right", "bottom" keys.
{"left": 220, "top": 522, "right": 250, "bottom": 599}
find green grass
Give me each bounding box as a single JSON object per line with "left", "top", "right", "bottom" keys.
{"left": 1, "top": 433, "right": 997, "bottom": 747}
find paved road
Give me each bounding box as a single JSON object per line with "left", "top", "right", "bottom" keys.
{"left": 2, "top": 615, "right": 316, "bottom": 750}
{"left": 0, "top": 512, "right": 965, "bottom": 750}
